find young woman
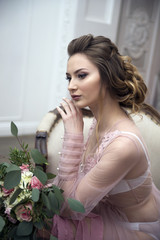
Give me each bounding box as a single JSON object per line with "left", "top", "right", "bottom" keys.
{"left": 51, "top": 35, "right": 160, "bottom": 239}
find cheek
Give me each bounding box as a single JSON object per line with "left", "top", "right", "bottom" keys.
{"left": 89, "top": 81, "right": 101, "bottom": 96}
{"left": 83, "top": 77, "right": 101, "bottom": 94}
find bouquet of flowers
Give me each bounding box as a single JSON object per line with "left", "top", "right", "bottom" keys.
{"left": 0, "top": 122, "right": 84, "bottom": 240}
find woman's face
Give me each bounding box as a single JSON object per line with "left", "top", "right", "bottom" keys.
{"left": 66, "top": 53, "right": 103, "bottom": 109}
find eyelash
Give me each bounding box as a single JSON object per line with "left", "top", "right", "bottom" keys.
{"left": 66, "top": 73, "right": 88, "bottom": 81}
{"left": 66, "top": 76, "right": 71, "bottom": 81}
{"left": 78, "top": 73, "right": 88, "bottom": 79}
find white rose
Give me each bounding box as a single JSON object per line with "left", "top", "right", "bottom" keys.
{"left": 4, "top": 189, "right": 32, "bottom": 209}
{"left": 19, "top": 171, "right": 33, "bottom": 189}
{"left": 17, "top": 189, "right": 32, "bottom": 202}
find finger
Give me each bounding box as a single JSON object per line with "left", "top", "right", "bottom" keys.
{"left": 56, "top": 106, "right": 67, "bottom": 119}
{"left": 60, "top": 101, "right": 71, "bottom": 114}
{"left": 62, "top": 98, "right": 77, "bottom": 113}
{"left": 66, "top": 97, "right": 82, "bottom": 114}
{"left": 64, "top": 98, "right": 83, "bottom": 120}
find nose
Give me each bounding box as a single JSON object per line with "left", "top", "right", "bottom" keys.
{"left": 68, "top": 79, "right": 77, "bottom": 92}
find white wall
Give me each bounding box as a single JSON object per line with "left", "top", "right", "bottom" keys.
{"left": 0, "top": 0, "right": 121, "bottom": 136}
{"left": 0, "top": 0, "right": 78, "bottom": 136}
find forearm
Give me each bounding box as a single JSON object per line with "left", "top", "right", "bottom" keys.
{"left": 57, "top": 132, "right": 84, "bottom": 193}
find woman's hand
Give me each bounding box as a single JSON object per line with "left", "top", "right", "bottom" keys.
{"left": 57, "top": 98, "right": 84, "bottom": 134}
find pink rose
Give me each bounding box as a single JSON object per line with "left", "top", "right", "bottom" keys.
{"left": 2, "top": 187, "right": 14, "bottom": 196}
{"left": 5, "top": 207, "right": 17, "bottom": 223}
{"left": 15, "top": 202, "right": 33, "bottom": 222}
{"left": 31, "top": 176, "right": 43, "bottom": 189}
{"left": 20, "top": 164, "right": 29, "bottom": 172}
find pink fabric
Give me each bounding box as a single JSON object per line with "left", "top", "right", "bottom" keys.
{"left": 51, "top": 118, "right": 160, "bottom": 240}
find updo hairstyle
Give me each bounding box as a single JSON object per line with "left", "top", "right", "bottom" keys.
{"left": 67, "top": 34, "right": 147, "bottom": 113}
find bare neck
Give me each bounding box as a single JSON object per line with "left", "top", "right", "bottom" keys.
{"left": 89, "top": 94, "right": 128, "bottom": 136}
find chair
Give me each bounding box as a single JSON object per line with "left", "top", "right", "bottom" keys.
{"left": 35, "top": 104, "right": 160, "bottom": 189}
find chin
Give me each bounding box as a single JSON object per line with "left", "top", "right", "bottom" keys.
{"left": 74, "top": 101, "right": 88, "bottom": 109}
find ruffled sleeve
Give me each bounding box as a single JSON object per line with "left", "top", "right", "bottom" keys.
{"left": 56, "top": 132, "right": 84, "bottom": 181}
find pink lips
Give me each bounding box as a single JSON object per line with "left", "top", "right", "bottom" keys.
{"left": 71, "top": 95, "right": 81, "bottom": 101}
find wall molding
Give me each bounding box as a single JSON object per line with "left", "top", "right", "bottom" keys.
{"left": 48, "top": 0, "right": 78, "bottom": 109}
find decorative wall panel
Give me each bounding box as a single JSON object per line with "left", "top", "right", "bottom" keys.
{"left": 74, "top": 0, "right": 122, "bottom": 42}
{"left": 85, "top": 0, "right": 114, "bottom": 24}
{"left": 117, "top": 0, "right": 160, "bottom": 108}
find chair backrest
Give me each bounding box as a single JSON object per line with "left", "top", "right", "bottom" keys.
{"left": 35, "top": 105, "right": 160, "bottom": 189}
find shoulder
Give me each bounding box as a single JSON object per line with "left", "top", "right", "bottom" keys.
{"left": 101, "top": 133, "right": 140, "bottom": 165}
{"left": 94, "top": 134, "right": 140, "bottom": 179}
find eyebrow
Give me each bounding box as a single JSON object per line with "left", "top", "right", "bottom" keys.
{"left": 66, "top": 68, "right": 88, "bottom": 75}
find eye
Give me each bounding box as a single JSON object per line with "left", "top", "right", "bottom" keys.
{"left": 78, "top": 73, "right": 88, "bottom": 79}
{"left": 66, "top": 75, "right": 71, "bottom": 81}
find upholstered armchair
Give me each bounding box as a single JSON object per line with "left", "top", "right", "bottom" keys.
{"left": 35, "top": 104, "right": 160, "bottom": 189}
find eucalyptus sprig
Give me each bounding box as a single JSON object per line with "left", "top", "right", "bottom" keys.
{"left": 10, "top": 121, "right": 31, "bottom": 164}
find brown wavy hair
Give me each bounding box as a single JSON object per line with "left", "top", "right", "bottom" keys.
{"left": 67, "top": 34, "right": 147, "bottom": 113}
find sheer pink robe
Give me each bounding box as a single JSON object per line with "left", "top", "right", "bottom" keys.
{"left": 51, "top": 118, "right": 160, "bottom": 240}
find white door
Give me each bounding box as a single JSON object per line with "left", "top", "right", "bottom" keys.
{"left": 74, "top": 0, "right": 122, "bottom": 43}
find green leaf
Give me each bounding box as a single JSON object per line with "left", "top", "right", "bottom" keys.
{"left": 44, "top": 207, "right": 55, "bottom": 218}
{"left": 32, "top": 188, "right": 40, "bottom": 202}
{"left": 16, "top": 221, "right": 33, "bottom": 236}
{"left": 0, "top": 216, "right": 5, "bottom": 232}
{"left": 44, "top": 208, "right": 55, "bottom": 218}
{"left": 47, "top": 172, "right": 56, "bottom": 180}
{"left": 48, "top": 192, "right": 59, "bottom": 215}
{"left": 4, "top": 170, "right": 21, "bottom": 190}
{"left": 6, "top": 164, "right": 20, "bottom": 172}
{"left": 11, "top": 121, "right": 18, "bottom": 137}
{"left": 35, "top": 165, "right": 43, "bottom": 171}
{"left": 41, "top": 192, "right": 51, "bottom": 210}
{"left": 67, "top": 198, "right": 85, "bottom": 213}
{"left": 10, "top": 188, "right": 23, "bottom": 204}
{"left": 34, "top": 220, "right": 44, "bottom": 230}
{"left": 25, "top": 144, "right": 28, "bottom": 149}
{"left": 2, "top": 162, "right": 10, "bottom": 168}
{"left": 52, "top": 185, "right": 64, "bottom": 204}
{"left": 8, "top": 226, "right": 17, "bottom": 237}
{"left": 31, "top": 149, "right": 48, "bottom": 165}
{"left": 14, "top": 236, "right": 30, "bottom": 240}
{"left": 50, "top": 235, "right": 58, "bottom": 240}
{"left": 34, "top": 167, "right": 48, "bottom": 185}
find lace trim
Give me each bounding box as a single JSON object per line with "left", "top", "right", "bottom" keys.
{"left": 81, "top": 130, "right": 120, "bottom": 173}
